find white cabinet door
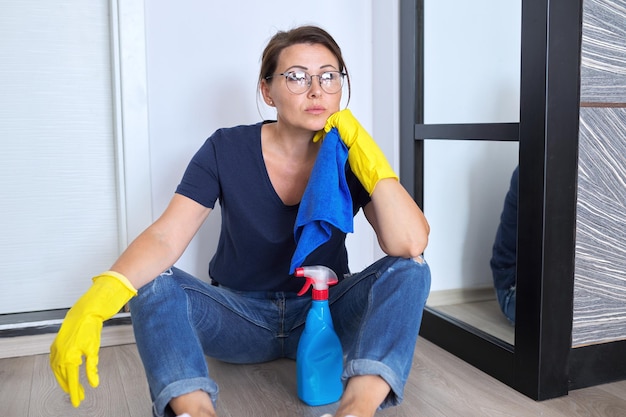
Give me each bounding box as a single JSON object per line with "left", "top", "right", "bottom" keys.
{"left": 0, "top": 0, "right": 151, "bottom": 315}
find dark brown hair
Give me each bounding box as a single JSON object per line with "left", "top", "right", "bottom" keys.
{"left": 259, "top": 25, "right": 351, "bottom": 104}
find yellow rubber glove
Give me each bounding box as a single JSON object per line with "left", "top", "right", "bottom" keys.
{"left": 50, "top": 271, "right": 137, "bottom": 407}
{"left": 314, "top": 109, "right": 398, "bottom": 195}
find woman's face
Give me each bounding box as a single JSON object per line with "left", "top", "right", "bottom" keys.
{"left": 262, "top": 43, "right": 343, "bottom": 134}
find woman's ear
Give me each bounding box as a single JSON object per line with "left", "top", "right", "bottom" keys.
{"left": 260, "top": 80, "right": 274, "bottom": 107}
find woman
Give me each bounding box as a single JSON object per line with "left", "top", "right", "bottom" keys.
{"left": 50, "top": 25, "right": 431, "bottom": 417}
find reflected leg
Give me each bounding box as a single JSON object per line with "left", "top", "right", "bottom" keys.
{"left": 496, "top": 285, "right": 516, "bottom": 323}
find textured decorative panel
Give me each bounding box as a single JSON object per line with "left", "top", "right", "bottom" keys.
{"left": 580, "top": 0, "right": 626, "bottom": 103}
{"left": 573, "top": 107, "right": 626, "bottom": 347}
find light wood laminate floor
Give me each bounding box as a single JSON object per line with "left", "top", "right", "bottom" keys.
{"left": 1, "top": 337, "right": 626, "bottom": 416}
{"left": 434, "top": 299, "right": 515, "bottom": 345}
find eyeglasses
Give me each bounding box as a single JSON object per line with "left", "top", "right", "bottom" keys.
{"left": 266, "top": 70, "right": 346, "bottom": 94}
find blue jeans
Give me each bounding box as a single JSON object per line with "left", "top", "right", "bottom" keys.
{"left": 496, "top": 286, "right": 516, "bottom": 324}
{"left": 129, "top": 256, "right": 431, "bottom": 417}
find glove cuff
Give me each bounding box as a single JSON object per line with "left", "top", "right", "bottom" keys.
{"left": 347, "top": 140, "right": 398, "bottom": 195}
{"left": 365, "top": 166, "right": 399, "bottom": 195}
{"left": 93, "top": 271, "right": 138, "bottom": 296}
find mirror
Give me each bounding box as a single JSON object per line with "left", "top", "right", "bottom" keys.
{"left": 424, "top": 141, "right": 518, "bottom": 345}
{"left": 420, "top": 0, "right": 521, "bottom": 345}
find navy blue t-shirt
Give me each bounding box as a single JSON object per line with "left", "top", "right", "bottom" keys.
{"left": 175, "top": 121, "right": 371, "bottom": 292}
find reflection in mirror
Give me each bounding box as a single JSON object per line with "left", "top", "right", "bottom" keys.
{"left": 424, "top": 141, "right": 518, "bottom": 345}
{"left": 421, "top": 0, "right": 521, "bottom": 345}
{"left": 490, "top": 165, "right": 519, "bottom": 326}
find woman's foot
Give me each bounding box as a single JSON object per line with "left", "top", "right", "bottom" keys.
{"left": 170, "top": 390, "right": 216, "bottom": 417}
{"left": 331, "top": 375, "right": 389, "bottom": 417}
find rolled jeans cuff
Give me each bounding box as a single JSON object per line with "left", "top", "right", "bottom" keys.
{"left": 342, "top": 359, "right": 403, "bottom": 409}
{"left": 154, "top": 377, "right": 219, "bottom": 417}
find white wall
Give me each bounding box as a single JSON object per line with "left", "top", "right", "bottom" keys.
{"left": 144, "top": 1, "right": 382, "bottom": 280}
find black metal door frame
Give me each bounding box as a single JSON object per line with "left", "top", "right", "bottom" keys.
{"left": 399, "top": 0, "right": 584, "bottom": 400}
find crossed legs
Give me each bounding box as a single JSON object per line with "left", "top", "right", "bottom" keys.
{"left": 134, "top": 256, "right": 430, "bottom": 417}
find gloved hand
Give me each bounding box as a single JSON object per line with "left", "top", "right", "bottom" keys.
{"left": 50, "top": 271, "right": 137, "bottom": 407}
{"left": 314, "top": 109, "right": 398, "bottom": 195}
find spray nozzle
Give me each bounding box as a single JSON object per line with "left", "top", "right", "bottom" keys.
{"left": 295, "top": 265, "right": 339, "bottom": 300}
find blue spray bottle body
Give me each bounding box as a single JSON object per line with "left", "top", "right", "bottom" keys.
{"left": 295, "top": 265, "right": 344, "bottom": 406}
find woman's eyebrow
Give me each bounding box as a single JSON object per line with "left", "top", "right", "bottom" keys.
{"left": 284, "top": 64, "right": 339, "bottom": 72}
{"left": 284, "top": 65, "right": 308, "bottom": 71}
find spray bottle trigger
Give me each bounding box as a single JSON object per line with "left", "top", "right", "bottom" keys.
{"left": 297, "top": 277, "right": 314, "bottom": 296}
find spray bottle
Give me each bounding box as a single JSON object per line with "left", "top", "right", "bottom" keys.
{"left": 295, "top": 265, "right": 344, "bottom": 406}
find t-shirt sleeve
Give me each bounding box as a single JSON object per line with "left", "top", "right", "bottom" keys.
{"left": 175, "top": 133, "right": 221, "bottom": 209}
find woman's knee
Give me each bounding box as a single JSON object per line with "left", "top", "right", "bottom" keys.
{"left": 379, "top": 256, "right": 431, "bottom": 297}
{"left": 129, "top": 267, "right": 195, "bottom": 310}
{"left": 383, "top": 256, "right": 431, "bottom": 279}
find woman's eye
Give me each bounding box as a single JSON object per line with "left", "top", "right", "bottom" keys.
{"left": 287, "top": 72, "right": 307, "bottom": 82}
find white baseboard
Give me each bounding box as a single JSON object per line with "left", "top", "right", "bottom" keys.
{"left": 0, "top": 324, "right": 135, "bottom": 359}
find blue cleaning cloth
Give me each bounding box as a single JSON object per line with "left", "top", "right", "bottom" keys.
{"left": 290, "top": 128, "right": 353, "bottom": 274}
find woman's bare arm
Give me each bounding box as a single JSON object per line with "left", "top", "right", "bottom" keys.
{"left": 363, "top": 178, "right": 429, "bottom": 259}
{"left": 110, "top": 193, "right": 212, "bottom": 289}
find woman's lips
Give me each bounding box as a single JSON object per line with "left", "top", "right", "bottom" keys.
{"left": 306, "top": 106, "right": 326, "bottom": 115}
